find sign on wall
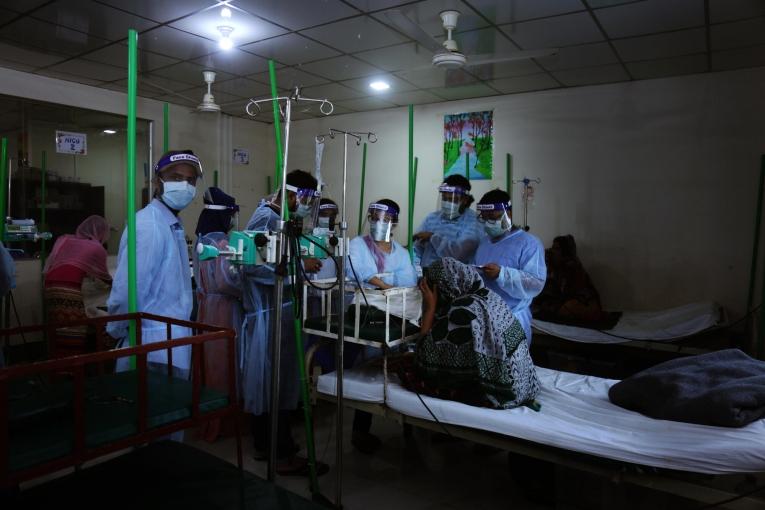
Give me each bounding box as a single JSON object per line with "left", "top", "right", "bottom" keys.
{"left": 55, "top": 130, "right": 87, "bottom": 155}
{"left": 443, "top": 111, "right": 493, "bottom": 180}
{"left": 232, "top": 148, "right": 250, "bottom": 165}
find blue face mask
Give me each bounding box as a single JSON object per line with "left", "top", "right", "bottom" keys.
{"left": 441, "top": 201, "right": 460, "bottom": 220}
{"left": 295, "top": 203, "right": 313, "bottom": 218}
{"left": 317, "top": 216, "right": 332, "bottom": 229}
{"left": 369, "top": 220, "right": 392, "bottom": 242}
{"left": 484, "top": 220, "right": 507, "bottom": 238}
{"left": 161, "top": 180, "right": 196, "bottom": 210}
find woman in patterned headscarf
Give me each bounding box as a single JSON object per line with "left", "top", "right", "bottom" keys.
{"left": 407, "top": 256, "right": 540, "bottom": 409}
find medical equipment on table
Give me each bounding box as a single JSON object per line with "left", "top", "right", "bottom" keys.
{"left": 196, "top": 230, "right": 277, "bottom": 266}
{"left": 4, "top": 220, "right": 52, "bottom": 242}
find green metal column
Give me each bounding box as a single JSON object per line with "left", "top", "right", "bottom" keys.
{"left": 126, "top": 29, "right": 139, "bottom": 362}
{"left": 506, "top": 153, "right": 513, "bottom": 196}
{"left": 407, "top": 105, "right": 414, "bottom": 260}
{"left": 268, "top": 60, "right": 284, "bottom": 208}
{"left": 465, "top": 152, "right": 470, "bottom": 180}
{"left": 0, "top": 138, "right": 7, "bottom": 241}
{"left": 357, "top": 142, "right": 367, "bottom": 234}
{"left": 163, "top": 103, "right": 169, "bottom": 153}
{"left": 413, "top": 156, "right": 419, "bottom": 207}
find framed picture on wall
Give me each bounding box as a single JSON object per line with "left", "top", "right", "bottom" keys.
{"left": 443, "top": 110, "right": 493, "bottom": 180}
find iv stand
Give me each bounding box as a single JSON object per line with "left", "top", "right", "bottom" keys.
{"left": 246, "top": 88, "right": 334, "bottom": 482}
{"left": 315, "top": 128, "right": 377, "bottom": 509}
{"left": 512, "top": 177, "right": 541, "bottom": 231}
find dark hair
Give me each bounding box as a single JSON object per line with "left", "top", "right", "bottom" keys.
{"left": 286, "top": 169, "right": 318, "bottom": 190}
{"left": 443, "top": 174, "right": 471, "bottom": 191}
{"left": 373, "top": 198, "right": 400, "bottom": 222}
{"left": 479, "top": 188, "right": 511, "bottom": 208}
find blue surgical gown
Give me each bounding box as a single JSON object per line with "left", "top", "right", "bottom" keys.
{"left": 347, "top": 236, "right": 418, "bottom": 289}
{"left": 0, "top": 242, "right": 15, "bottom": 297}
{"left": 107, "top": 199, "right": 193, "bottom": 371}
{"left": 240, "top": 201, "right": 299, "bottom": 415}
{"left": 414, "top": 208, "right": 484, "bottom": 267}
{"left": 474, "top": 228, "right": 546, "bottom": 343}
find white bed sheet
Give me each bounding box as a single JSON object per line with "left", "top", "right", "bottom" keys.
{"left": 318, "top": 366, "right": 765, "bottom": 474}
{"left": 532, "top": 301, "right": 723, "bottom": 344}
{"left": 317, "top": 365, "right": 386, "bottom": 403}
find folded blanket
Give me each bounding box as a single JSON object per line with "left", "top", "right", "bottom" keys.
{"left": 608, "top": 349, "right": 765, "bottom": 428}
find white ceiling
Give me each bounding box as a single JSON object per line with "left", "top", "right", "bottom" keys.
{"left": 0, "top": 0, "right": 762, "bottom": 123}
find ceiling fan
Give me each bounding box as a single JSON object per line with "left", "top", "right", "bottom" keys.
{"left": 385, "top": 9, "right": 558, "bottom": 72}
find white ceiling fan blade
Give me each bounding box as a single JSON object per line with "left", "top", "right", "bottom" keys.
{"left": 466, "top": 49, "right": 559, "bottom": 67}
{"left": 384, "top": 10, "right": 443, "bottom": 54}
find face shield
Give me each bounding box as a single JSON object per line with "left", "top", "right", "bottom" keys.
{"left": 314, "top": 202, "right": 339, "bottom": 235}
{"left": 282, "top": 184, "right": 321, "bottom": 233}
{"left": 364, "top": 203, "right": 399, "bottom": 242}
{"left": 477, "top": 201, "right": 512, "bottom": 237}
{"left": 437, "top": 184, "right": 468, "bottom": 220}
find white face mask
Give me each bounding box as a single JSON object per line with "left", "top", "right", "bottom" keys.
{"left": 317, "top": 216, "right": 332, "bottom": 229}
{"left": 370, "top": 220, "right": 392, "bottom": 242}
{"left": 441, "top": 201, "right": 460, "bottom": 220}
{"left": 161, "top": 180, "right": 196, "bottom": 210}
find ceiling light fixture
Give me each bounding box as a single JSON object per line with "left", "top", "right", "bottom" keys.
{"left": 220, "top": 6, "right": 232, "bottom": 18}
{"left": 103, "top": 129, "right": 117, "bottom": 134}
{"left": 369, "top": 81, "right": 390, "bottom": 91}
{"left": 217, "top": 25, "right": 234, "bottom": 51}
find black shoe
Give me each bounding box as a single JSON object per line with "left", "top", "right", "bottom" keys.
{"left": 351, "top": 431, "right": 382, "bottom": 454}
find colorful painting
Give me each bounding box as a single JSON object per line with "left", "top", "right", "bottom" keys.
{"left": 443, "top": 111, "right": 493, "bottom": 180}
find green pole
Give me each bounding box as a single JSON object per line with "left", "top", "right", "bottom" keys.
{"left": 413, "top": 157, "right": 419, "bottom": 207}
{"left": 407, "top": 105, "right": 414, "bottom": 260}
{"left": 213, "top": 170, "right": 218, "bottom": 187}
{"left": 465, "top": 152, "right": 470, "bottom": 180}
{"left": 127, "top": 29, "right": 139, "bottom": 367}
{"left": 506, "top": 153, "right": 513, "bottom": 196}
{"left": 267, "top": 60, "right": 285, "bottom": 214}
{"left": 0, "top": 138, "right": 7, "bottom": 241}
{"left": 163, "top": 102, "right": 169, "bottom": 153}
{"left": 357, "top": 142, "right": 367, "bottom": 234}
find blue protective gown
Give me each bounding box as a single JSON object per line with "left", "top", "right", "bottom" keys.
{"left": 240, "top": 201, "right": 299, "bottom": 415}
{"left": 107, "top": 199, "right": 193, "bottom": 372}
{"left": 474, "top": 228, "right": 546, "bottom": 343}
{"left": 0, "top": 242, "right": 15, "bottom": 297}
{"left": 414, "top": 208, "right": 484, "bottom": 267}
{"left": 347, "top": 236, "right": 418, "bottom": 289}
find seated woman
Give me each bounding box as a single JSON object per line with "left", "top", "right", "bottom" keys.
{"left": 403, "top": 257, "right": 540, "bottom": 409}
{"left": 43, "top": 215, "right": 112, "bottom": 358}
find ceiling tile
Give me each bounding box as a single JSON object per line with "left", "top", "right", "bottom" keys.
{"left": 97, "top": 0, "right": 212, "bottom": 24}
{"left": 240, "top": 33, "right": 341, "bottom": 66}
{"left": 587, "top": 0, "right": 638, "bottom": 7}
{"left": 170, "top": 7, "right": 286, "bottom": 47}
{"left": 177, "top": 86, "right": 242, "bottom": 105}
{"left": 299, "top": 82, "right": 367, "bottom": 101}
{"left": 354, "top": 42, "right": 434, "bottom": 72}
{"left": 128, "top": 74, "right": 194, "bottom": 93}
{"left": 0, "top": 41, "right": 69, "bottom": 68}
{"left": 32, "top": 0, "right": 158, "bottom": 41}
{"left": 467, "top": 0, "right": 585, "bottom": 25}
{"left": 214, "top": 77, "right": 271, "bottom": 98}
{"left": 194, "top": 49, "right": 271, "bottom": 76}
{"left": 335, "top": 96, "right": 397, "bottom": 111}
{"left": 300, "top": 16, "right": 407, "bottom": 52}
{"left": 373, "top": 0, "right": 490, "bottom": 38}
{"left": 536, "top": 42, "right": 618, "bottom": 71}
{"left": 613, "top": 28, "right": 707, "bottom": 62}
{"left": 35, "top": 69, "right": 104, "bottom": 86}
{"left": 152, "top": 93, "right": 196, "bottom": 107}
{"left": 340, "top": 74, "right": 418, "bottom": 94}
{"left": 500, "top": 12, "right": 603, "bottom": 49}
{"left": 394, "top": 67, "right": 478, "bottom": 88}
{"left": 47, "top": 59, "right": 126, "bottom": 82}
{"left": 83, "top": 43, "right": 181, "bottom": 72}
{"left": 626, "top": 54, "right": 707, "bottom": 79}
{"left": 595, "top": 0, "right": 705, "bottom": 39}
{"left": 138, "top": 26, "right": 220, "bottom": 60}
{"left": 344, "top": 0, "right": 411, "bottom": 12}
{"left": 383, "top": 89, "right": 444, "bottom": 105}
{"left": 709, "top": 0, "right": 765, "bottom": 23}
{"left": 488, "top": 73, "right": 560, "bottom": 94}
{"left": 551, "top": 63, "right": 630, "bottom": 86}
{"left": 467, "top": 58, "right": 543, "bottom": 81}
{"left": 249, "top": 67, "right": 330, "bottom": 88}
{"left": 439, "top": 26, "right": 523, "bottom": 56}
{"left": 0, "top": 17, "right": 111, "bottom": 56}
{"left": 236, "top": 0, "right": 360, "bottom": 30}
{"left": 299, "top": 55, "right": 383, "bottom": 80}
{"left": 0, "top": 58, "right": 36, "bottom": 73}
{"left": 427, "top": 82, "right": 499, "bottom": 101}
{"left": 151, "top": 61, "right": 235, "bottom": 86}
{"left": 711, "top": 17, "right": 765, "bottom": 51}
{"left": 711, "top": 45, "right": 765, "bottom": 71}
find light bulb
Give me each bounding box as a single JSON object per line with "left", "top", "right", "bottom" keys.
{"left": 221, "top": 6, "right": 232, "bottom": 18}
{"left": 369, "top": 81, "right": 390, "bottom": 91}
{"left": 103, "top": 129, "right": 117, "bottom": 134}
{"left": 218, "top": 36, "right": 233, "bottom": 50}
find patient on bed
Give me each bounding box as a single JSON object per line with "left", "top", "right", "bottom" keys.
{"left": 532, "top": 235, "right": 620, "bottom": 329}
{"left": 400, "top": 257, "right": 540, "bottom": 410}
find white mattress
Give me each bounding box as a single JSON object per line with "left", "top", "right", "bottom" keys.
{"left": 317, "top": 365, "right": 386, "bottom": 403}
{"left": 532, "top": 301, "right": 723, "bottom": 344}
{"left": 318, "top": 366, "right": 765, "bottom": 474}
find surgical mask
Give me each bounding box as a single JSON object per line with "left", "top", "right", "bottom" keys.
{"left": 441, "top": 201, "right": 460, "bottom": 220}
{"left": 295, "top": 203, "right": 313, "bottom": 218}
{"left": 484, "top": 220, "right": 507, "bottom": 238}
{"left": 369, "top": 220, "right": 392, "bottom": 242}
{"left": 161, "top": 180, "right": 196, "bottom": 211}
{"left": 317, "top": 216, "right": 332, "bottom": 229}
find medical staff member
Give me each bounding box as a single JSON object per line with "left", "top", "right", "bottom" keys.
{"left": 0, "top": 242, "right": 14, "bottom": 368}
{"left": 107, "top": 150, "right": 202, "bottom": 376}
{"left": 310, "top": 198, "right": 340, "bottom": 281}
{"left": 413, "top": 174, "right": 483, "bottom": 268}
{"left": 242, "top": 169, "right": 326, "bottom": 476}
{"left": 474, "top": 189, "right": 546, "bottom": 344}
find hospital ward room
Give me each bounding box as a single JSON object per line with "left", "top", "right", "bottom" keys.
{"left": 1, "top": 0, "right": 765, "bottom": 508}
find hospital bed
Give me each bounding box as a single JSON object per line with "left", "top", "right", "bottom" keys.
{"left": 0, "top": 313, "right": 242, "bottom": 488}
{"left": 308, "top": 358, "right": 765, "bottom": 509}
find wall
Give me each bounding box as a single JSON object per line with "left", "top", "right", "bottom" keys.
{"left": 287, "top": 67, "right": 765, "bottom": 319}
